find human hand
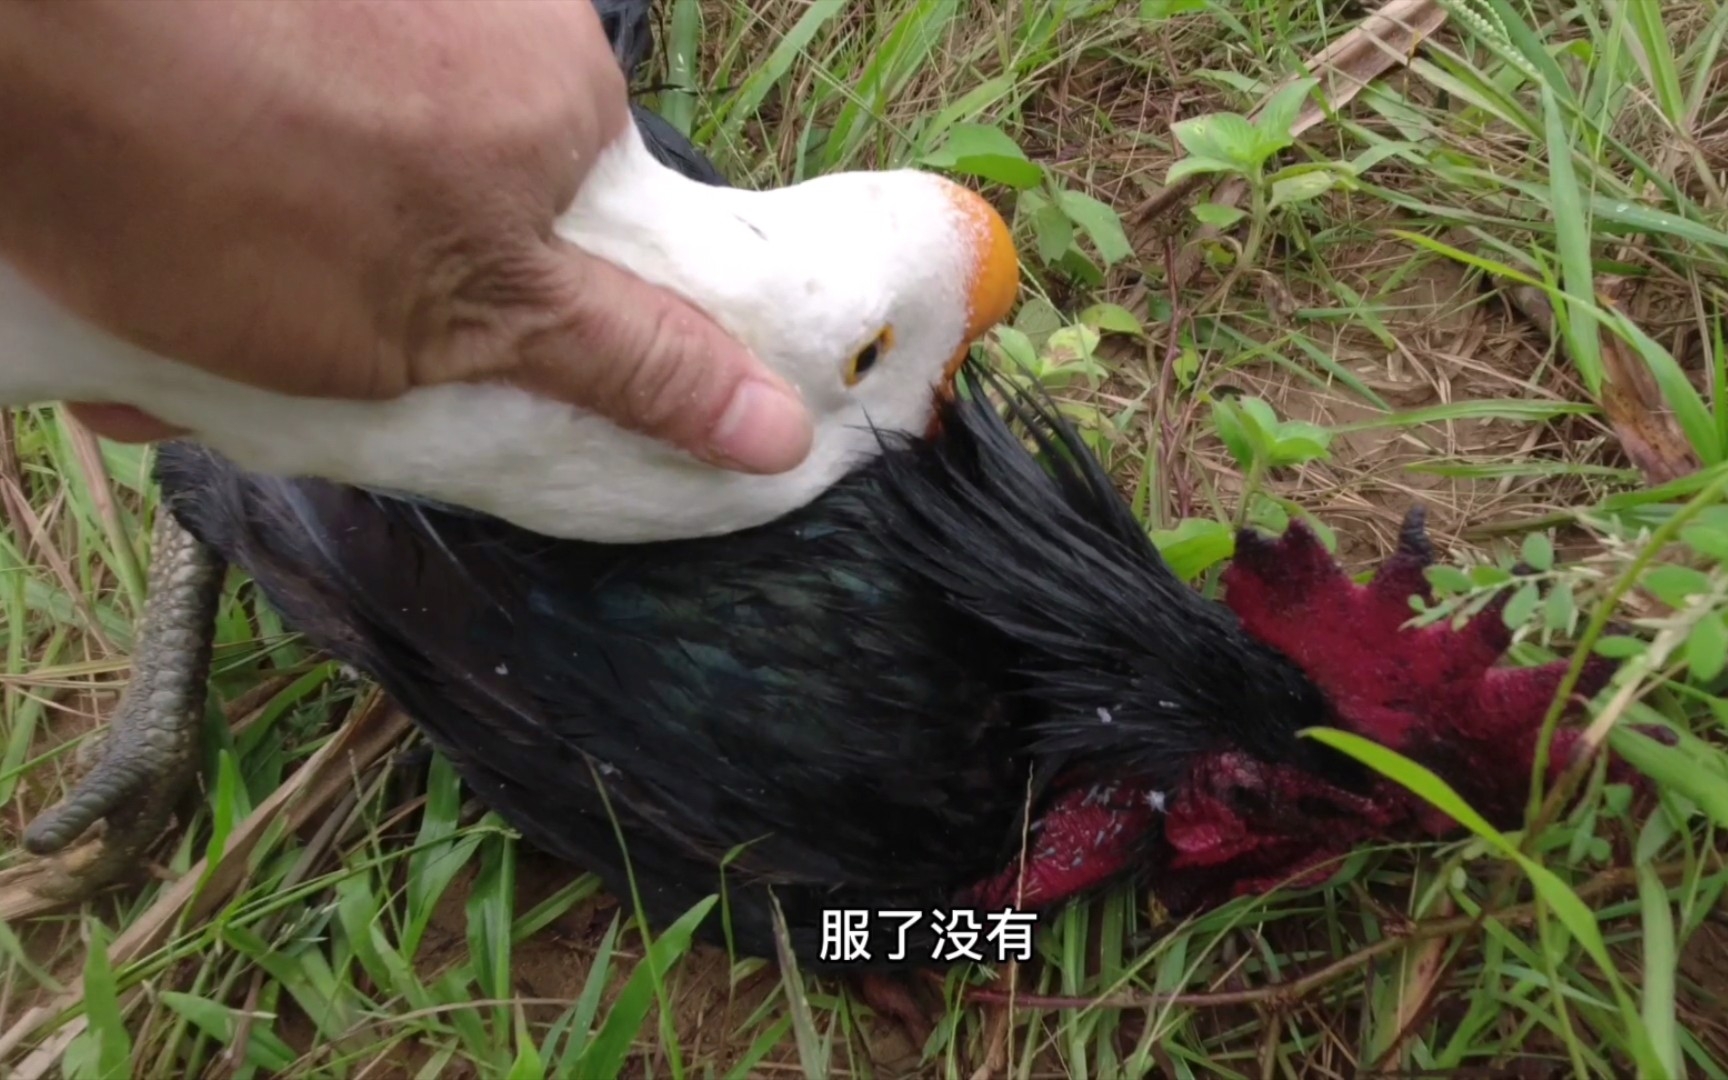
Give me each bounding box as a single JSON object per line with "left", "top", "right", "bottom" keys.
{"left": 0, "top": 0, "right": 813, "bottom": 474}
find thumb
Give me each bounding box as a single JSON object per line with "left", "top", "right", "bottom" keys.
{"left": 61, "top": 402, "right": 187, "bottom": 443}
{"left": 509, "top": 243, "right": 814, "bottom": 475}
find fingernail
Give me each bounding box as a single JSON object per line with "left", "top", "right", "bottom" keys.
{"left": 705, "top": 380, "right": 814, "bottom": 474}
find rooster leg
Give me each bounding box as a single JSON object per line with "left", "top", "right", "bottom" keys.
{"left": 856, "top": 972, "right": 937, "bottom": 1049}
{"left": 17, "top": 510, "right": 223, "bottom": 906}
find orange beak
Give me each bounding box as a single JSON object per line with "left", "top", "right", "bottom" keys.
{"left": 939, "top": 179, "right": 1020, "bottom": 391}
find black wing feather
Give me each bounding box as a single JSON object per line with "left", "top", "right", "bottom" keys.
{"left": 156, "top": 439, "right": 1029, "bottom": 962}
{"left": 859, "top": 362, "right": 1329, "bottom": 785}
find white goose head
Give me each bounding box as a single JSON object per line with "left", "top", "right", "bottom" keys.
{"left": 0, "top": 123, "right": 1019, "bottom": 543}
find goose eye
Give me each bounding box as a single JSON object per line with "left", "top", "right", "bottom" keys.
{"left": 843, "top": 327, "right": 894, "bottom": 387}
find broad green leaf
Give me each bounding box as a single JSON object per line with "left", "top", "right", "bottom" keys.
{"left": 1012, "top": 294, "right": 1064, "bottom": 343}
{"left": 1256, "top": 77, "right": 1319, "bottom": 138}
{"left": 1268, "top": 169, "right": 1338, "bottom": 210}
{"left": 1054, "top": 247, "right": 1105, "bottom": 287}
{"left": 1426, "top": 565, "right": 1472, "bottom": 594}
{"left": 1193, "top": 201, "right": 1247, "bottom": 227}
{"left": 1681, "top": 525, "right": 1728, "bottom": 562}
{"left": 1267, "top": 417, "right": 1333, "bottom": 466}
{"left": 991, "top": 325, "right": 1039, "bottom": 370}
{"left": 1151, "top": 518, "right": 1236, "bottom": 581}
{"left": 1642, "top": 565, "right": 1712, "bottom": 608}
{"left": 61, "top": 1037, "right": 99, "bottom": 1079}
{"left": 1470, "top": 565, "right": 1514, "bottom": 587}
{"left": 1079, "top": 302, "right": 1145, "bottom": 338}
{"left": 1274, "top": 418, "right": 1331, "bottom": 445}
{"left": 1595, "top": 635, "right": 1649, "bottom": 659}
{"left": 1212, "top": 397, "right": 1270, "bottom": 470}
{"left": 1170, "top": 113, "right": 1262, "bottom": 171}
{"left": 1166, "top": 155, "right": 1241, "bottom": 184}
{"left": 1044, "top": 324, "right": 1102, "bottom": 371}
{"left": 919, "top": 76, "right": 1020, "bottom": 155}
{"left": 1271, "top": 436, "right": 1331, "bottom": 465}
{"left": 1687, "top": 615, "right": 1728, "bottom": 682}
{"left": 920, "top": 123, "right": 1044, "bottom": 189}
{"left": 1174, "top": 337, "right": 1200, "bottom": 386}
{"left": 1521, "top": 532, "right": 1555, "bottom": 571}
{"left": 1030, "top": 201, "right": 1074, "bottom": 264}
{"left": 1604, "top": 782, "right": 1634, "bottom": 816}
{"left": 1545, "top": 579, "right": 1575, "bottom": 632}
{"left": 1238, "top": 396, "right": 1280, "bottom": 431}
{"left": 1503, "top": 582, "right": 1541, "bottom": 628}
{"left": 1248, "top": 495, "right": 1292, "bottom": 538}
{"left": 1056, "top": 189, "right": 1134, "bottom": 265}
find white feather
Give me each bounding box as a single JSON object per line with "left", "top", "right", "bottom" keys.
{"left": 0, "top": 124, "right": 997, "bottom": 542}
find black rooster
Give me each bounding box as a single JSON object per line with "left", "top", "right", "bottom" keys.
{"left": 127, "top": 367, "right": 1625, "bottom": 970}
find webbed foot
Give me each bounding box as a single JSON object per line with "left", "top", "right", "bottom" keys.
{"left": 1, "top": 511, "right": 222, "bottom": 916}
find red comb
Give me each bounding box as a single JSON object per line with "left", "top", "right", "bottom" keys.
{"left": 1157, "top": 508, "right": 1629, "bottom": 911}
{"left": 1221, "top": 508, "right": 1617, "bottom": 827}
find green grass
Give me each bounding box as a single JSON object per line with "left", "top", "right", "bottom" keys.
{"left": 5, "top": 0, "right": 1728, "bottom": 1075}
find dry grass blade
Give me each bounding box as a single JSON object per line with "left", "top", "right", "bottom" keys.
{"left": 0, "top": 851, "right": 125, "bottom": 924}
{"left": 0, "top": 694, "right": 411, "bottom": 1076}
{"left": 1371, "top": 894, "right": 1459, "bottom": 1072}
{"left": 0, "top": 408, "right": 27, "bottom": 545}
{"left": 1505, "top": 284, "right": 1700, "bottom": 484}
{"left": 0, "top": 475, "right": 113, "bottom": 654}
{"left": 967, "top": 968, "right": 1014, "bottom": 1080}
{"left": 62, "top": 414, "right": 143, "bottom": 606}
